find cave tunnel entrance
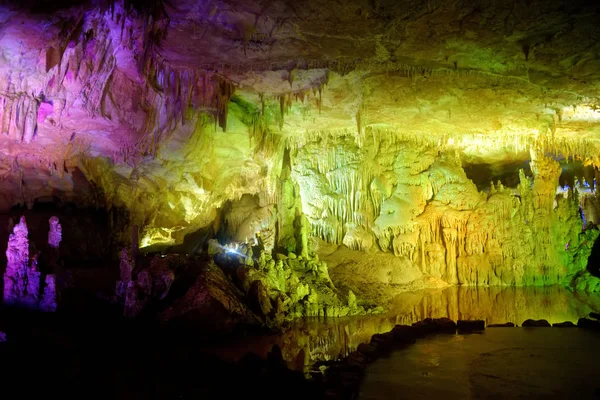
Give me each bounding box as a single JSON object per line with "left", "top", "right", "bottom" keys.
{"left": 462, "top": 157, "right": 532, "bottom": 192}
{"left": 554, "top": 156, "right": 597, "bottom": 191}
{"left": 463, "top": 153, "right": 598, "bottom": 193}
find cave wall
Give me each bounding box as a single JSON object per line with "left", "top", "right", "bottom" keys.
{"left": 0, "top": 0, "right": 599, "bottom": 291}
{"left": 289, "top": 133, "right": 597, "bottom": 286}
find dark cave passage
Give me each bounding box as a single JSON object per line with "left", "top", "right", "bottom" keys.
{"left": 587, "top": 234, "right": 600, "bottom": 278}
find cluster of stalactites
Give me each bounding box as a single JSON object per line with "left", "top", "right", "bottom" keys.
{"left": 3, "top": 216, "right": 60, "bottom": 311}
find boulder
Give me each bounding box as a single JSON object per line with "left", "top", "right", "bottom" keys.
{"left": 411, "top": 318, "right": 457, "bottom": 335}
{"left": 390, "top": 325, "right": 416, "bottom": 344}
{"left": 433, "top": 317, "right": 457, "bottom": 333}
{"left": 457, "top": 320, "right": 485, "bottom": 332}
{"left": 357, "top": 343, "right": 379, "bottom": 359}
{"left": 346, "top": 351, "right": 368, "bottom": 369}
{"left": 578, "top": 317, "right": 600, "bottom": 329}
{"left": 370, "top": 332, "right": 394, "bottom": 352}
{"left": 522, "top": 319, "right": 551, "bottom": 327}
{"left": 248, "top": 279, "right": 272, "bottom": 317}
{"left": 266, "top": 344, "right": 287, "bottom": 370}
{"left": 488, "top": 322, "right": 515, "bottom": 327}
{"left": 39, "top": 274, "right": 58, "bottom": 312}
{"left": 552, "top": 321, "right": 576, "bottom": 327}
{"left": 207, "top": 239, "right": 222, "bottom": 256}
{"left": 161, "top": 262, "right": 261, "bottom": 335}
{"left": 412, "top": 318, "right": 437, "bottom": 335}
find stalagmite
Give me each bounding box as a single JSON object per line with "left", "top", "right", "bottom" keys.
{"left": 48, "top": 216, "right": 62, "bottom": 249}
{"left": 115, "top": 248, "right": 134, "bottom": 301}
{"left": 3, "top": 216, "right": 30, "bottom": 306}
{"left": 40, "top": 275, "right": 58, "bottom": 312}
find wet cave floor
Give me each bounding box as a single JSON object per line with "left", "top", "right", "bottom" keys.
{"left": 360, "top": 328, "right": 600, "bottom": 400}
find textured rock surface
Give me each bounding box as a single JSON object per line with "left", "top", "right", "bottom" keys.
{"left": 123, "top": 254, "right": 182, "bottom": 317}
{"left": 47, "top": 217, "right": 62, "bottom": 249}
{"left": 0, "top": 0, "right": 599, "bottom": 296}
{"left": 3, "top": 217, "right": 30, "bottom": 305}
{"left": 40, "top": 274, "right": 58, "bottom": 312}
{"left": 161, "top": 262, "right": 262, "bottom": 334}
{"left": 3, "top": 216, "right": 60, "bottom": 310}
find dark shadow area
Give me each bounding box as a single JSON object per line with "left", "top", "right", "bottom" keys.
{"left": 554, "top": 156, "right": 597, "bottom": 189}
{"left": 0, "top": 298, "right": 321, "bottom": 400}
{"left": 587, "top": 234, "right": 600, "bottom": 278}
{"left": 463, "top": 159, "right": 532, "bottom": 192}
{"left": 1, "top": 201, "right": 130, "bottom": 268}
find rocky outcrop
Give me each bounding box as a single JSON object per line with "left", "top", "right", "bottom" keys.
{"left": 3, "top": 216, "right": 31, "bottom": 305}
{"left": 3, "top": 216, "right": 59, "bottom": 311}
{"left": 40, "top": 274, "right": 58, "bottom": 312}
{"left": 115, "top": 248, "right": 134, "bottom": 302}
{"left": 214, "top": 242, "right": 377, "bottom": 324}
{"left": 47, "top": 216, "right": 62, "bottom": 270}
{"left": 47, "top": 216, "right": 62, "bottom": 249}
{"left": 522, "top": 319, "right": 551, "bottom": 327}
{"left": 123, "top": 254, "right": 183, "bottom": 317}
{"left": 161, "top": 262, "right": 261, "bottom": 335}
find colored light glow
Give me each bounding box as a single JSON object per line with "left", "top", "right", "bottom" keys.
{"left": 140, "top": 226, "right": 184, "bottom": 248}
{"left": 562, "top": 104, "right": 600, "bottom": 122}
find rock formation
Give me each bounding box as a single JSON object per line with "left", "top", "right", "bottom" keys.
{"left": 122, "top": 254, "right": 182, "bottom": 317}
{"left": 0, "top": 0, "right": 599, "bottom": 306}
{"left": 3, "top": 217, "right": 32, "bottom": 306}
{"left": 40, "top": 275, "right": 58, "bottom": 312}
{"left": 47, "top": 216, "right": 62, "bottom": 271}
{"left": 47, "top": 217, "right": 62, "bottom": 249}
{"left": 3, "top": 216, "right": 59, "bottom": 311}
{"left": 115, "top": 248, "right": 134, "bottom": 302}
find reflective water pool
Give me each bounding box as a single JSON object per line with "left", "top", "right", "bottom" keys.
{"left": 208, "top": 285, "right": 600, "bottom": 372}
{"left": 360, "top": 328, "right": 600, "bottom": 399}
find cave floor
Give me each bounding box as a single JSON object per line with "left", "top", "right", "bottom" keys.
{"left": 360, "top": 328, "right": 600, "bottom": 400}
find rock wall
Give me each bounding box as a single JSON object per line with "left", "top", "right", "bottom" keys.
{"left": 3, "top": 216, "right": 58, "bottom": 310}
{"left": 291, "top": 134, "right": 598, "bottom": 287}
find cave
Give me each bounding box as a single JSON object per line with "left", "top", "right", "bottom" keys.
{"left": 1, "top": 0, "right": 600, "bottom": 399}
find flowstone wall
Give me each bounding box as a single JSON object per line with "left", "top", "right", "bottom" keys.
{"left": 290, "top": 134, "right": 598, "bottom": 287}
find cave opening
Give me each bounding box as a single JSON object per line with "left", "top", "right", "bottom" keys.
{"left": 587, "top": 234, "right": 600, "bottom": 278}
{"left": 462, "top": 157, "right": 532, "bottom": 192}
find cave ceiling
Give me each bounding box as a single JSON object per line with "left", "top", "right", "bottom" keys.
{"left": 0, "top": 0, "right": 599, "bottom": 241}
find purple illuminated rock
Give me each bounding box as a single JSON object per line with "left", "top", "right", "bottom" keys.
{"left": 122, "top": 255, "right": 180, "bottom": 316}
{"left": 47, "top": 216, "right": 62, "bottom": 249}
{"left": 24, "top": 252, "right": 41, "bottom": 307}
{"left": 40, "top": 274, "right": 58, "bottom": 312}
{"left": 0, "top": 331, "right": 6, "bottom": 342}
{"left": 124, "top": 281, "right": 146, "bottom": 318}
{"left": 115, "top": 248, "right": 134, "bottom": 302}
{"left": 3, "top": 216, "right": 29, "bottom": 305}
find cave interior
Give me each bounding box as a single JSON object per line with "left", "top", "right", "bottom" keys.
{"left": 0, "top": 0, "right": 600, "bottom": 398}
